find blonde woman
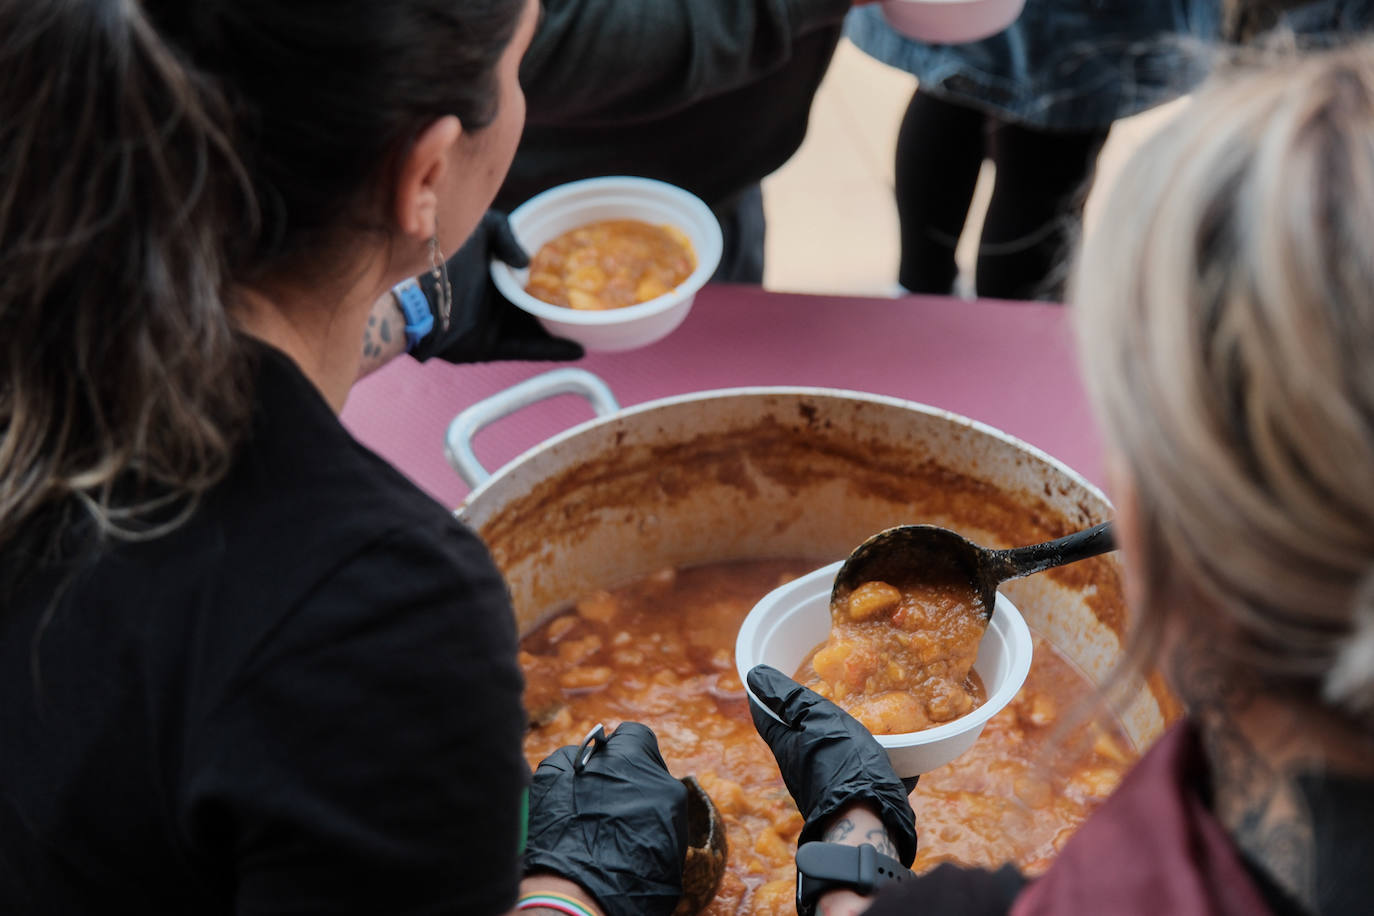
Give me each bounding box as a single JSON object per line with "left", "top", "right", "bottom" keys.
{"left": 747, "top": 40, "right": 1374, "bottom": 916}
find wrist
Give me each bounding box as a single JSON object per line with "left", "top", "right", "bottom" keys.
{"left": 796, "top": 842, "right": 912, "bottom": 916}
{"left": 805, "top": 793, "right": 916, "bottom": 868}
{"left": 818, "top": 888, "right": 874, "bottom": 916}
{"left": 390, "top": 276, "right": 435, "bottom": 352}
{"left": 822, "top": 803, "right": 894, "bottom": 853}
{"left": 518, "top": 874, "right": 605, "bottom": 916}
{"left": 359, "top": 287, "right": 409, "bottom": 378}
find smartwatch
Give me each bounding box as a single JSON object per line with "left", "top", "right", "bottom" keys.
{"left": 795, "top": 842, "right": 912, "bottom": 916}
{"left": 391, "top": 277, "right": 434, "bottom": 352}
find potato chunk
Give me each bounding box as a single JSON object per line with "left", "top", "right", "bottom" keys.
{"left": 575, "top": 590, "right": 619, "bottom": 624}
{"left": 845, "top": 581, "right": 902, "bottom": 621}
{"left": 559, "top": 665, "right": 613, "bottom": 691}
{"left": 850, "top": 692, "right": 926, "bottom": 734}
{"left": 810, "top": 642, "right": 852, "bottom": 685}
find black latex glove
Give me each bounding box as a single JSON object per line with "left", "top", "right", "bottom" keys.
{"left": 747, "top": 664, "right": 918, "bottom": 866}
{"left": 525, "top": 722, "right": 688, "bottom": 916}
{"left": 409, "top": 209, "right": 583, "bottom": 364}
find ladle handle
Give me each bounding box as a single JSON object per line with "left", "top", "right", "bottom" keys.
{"left": 991, "top": 521, "right": 1115, "bottom": 583}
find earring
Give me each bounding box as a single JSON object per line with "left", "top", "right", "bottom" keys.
{"left": 429, "top": 232, "right": 452, "bottom": 332}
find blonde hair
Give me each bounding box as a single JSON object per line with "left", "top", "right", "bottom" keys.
{"left": 1073, "top": 41, "right": 1374, "bottom": 720}
{"left": 0, "top": 0, "right": 525, "bottom": 567}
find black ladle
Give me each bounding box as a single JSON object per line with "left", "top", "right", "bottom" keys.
{"left": 830, "top": 521, "right": 1116, "bottom": 622}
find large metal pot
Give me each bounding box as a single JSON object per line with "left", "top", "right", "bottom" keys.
{"left": 448, "top": 369, "right": 1175, "bottom": 752}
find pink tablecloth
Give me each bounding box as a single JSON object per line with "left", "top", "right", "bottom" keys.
{"left": 341, "top": 284, "right": 1104, "bottom": 509}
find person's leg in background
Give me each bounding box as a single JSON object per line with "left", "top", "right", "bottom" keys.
{"left": 974, "top": 117, "right": 1109, "bottom": 301}
{"left": 894, "top": 88, "right": 988, "bottom": 294}
{"left": 710, "top": 184, "right": 767, "bottom": 284}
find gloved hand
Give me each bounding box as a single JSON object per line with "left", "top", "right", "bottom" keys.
{"left": 409, "top": 209, "right": 583, "bottom": 364}
{"left": 747, "top": 664, "right": 918, "bottom": 866}
{"left": 525, "top": 722, "right": 688, "bottom": 916}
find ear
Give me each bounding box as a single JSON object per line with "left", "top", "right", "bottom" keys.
{"left": 393, "top": 116, "right": 463, "bottom": 241}
{"left": 1104, "top": 451, "right": 1147, "bottom": 613}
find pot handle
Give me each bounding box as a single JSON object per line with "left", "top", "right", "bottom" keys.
{"left": 444, "top": 368, "right": 621, "bottom": 488}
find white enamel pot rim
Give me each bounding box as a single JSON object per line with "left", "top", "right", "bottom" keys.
{"left": 452, "top": 370, "right": 1110, "bottom": 511}
{"left": 449, "top": 368, "right": 1170, "bottom": 758}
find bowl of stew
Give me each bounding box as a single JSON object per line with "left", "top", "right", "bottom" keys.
{"left": 491, "top": 176, "right": 724, "bottom": 352}
{"left": 736, "top": 560, "right": 1033, "bottom": 777}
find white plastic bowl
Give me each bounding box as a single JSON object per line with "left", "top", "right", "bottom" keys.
{"left": 881, "top": 0, "right": 1026, "bottom": 43}
{"left": 736, "top": 560, "right": 1033, "bottom": 777}
{"left": 491, "top": 176, "right": 724, "bottom": 352}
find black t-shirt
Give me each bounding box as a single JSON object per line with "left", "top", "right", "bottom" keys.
{"left": 498, "top": 0, "right": 849, "bottom": 213}
{"left": 0, "top": 346, "right": 528, "bottom": 914}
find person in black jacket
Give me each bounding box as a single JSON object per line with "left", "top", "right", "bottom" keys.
{"left": 0, "top": 1, "right": 686, "bottom": 914}
{"left": 502, "top": 0, "right": 881, "bottom": 284}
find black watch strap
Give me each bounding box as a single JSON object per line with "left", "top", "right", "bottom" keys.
{"left": 796, "top": 842, "right": 913, "bottom": 916}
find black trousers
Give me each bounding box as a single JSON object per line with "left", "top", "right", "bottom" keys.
{"left": 895, "top": 88, "right": 1109, "bottom": 301}
{"left": 710, "top": 183, "right": 767, "bottom": 284}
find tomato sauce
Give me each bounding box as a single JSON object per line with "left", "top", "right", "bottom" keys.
{"left": 525, "top": 219, "right": 696, "bottom": 310}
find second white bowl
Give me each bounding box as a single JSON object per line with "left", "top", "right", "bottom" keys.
{"left": 736, "top": 560, "right": 1034, "bottom": 777}
{"left": 491, "top": 176, "right": 724, "bottom": 352}
{"left": 881, "top": 0, "right": 1027, "bottom": 44}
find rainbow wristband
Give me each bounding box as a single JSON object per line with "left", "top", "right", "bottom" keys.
{"left": 516, "top": 891, "right": 598, "bottom": 916}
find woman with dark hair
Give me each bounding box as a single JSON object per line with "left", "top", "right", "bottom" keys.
{"left": 0, "top": 2, "right": 684, "bottom": 914}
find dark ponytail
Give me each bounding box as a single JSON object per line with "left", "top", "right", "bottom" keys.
{"left": 0, "top": 0, "right": 524, "bottom": 560}
{"left": 0, "top": 0, "right": 255, "bottom": 554}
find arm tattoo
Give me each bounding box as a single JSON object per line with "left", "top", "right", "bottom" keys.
{"left": 358, "top": 312, "right": 403, "bottom": 377}
{"left": 1171, "top": 645, "right": 1316, "bottom": 908}
{"left": 863, "top": 827, "right": 899, "bottom": 860}
{"left": 822, "top": 816, "right": 899, "bottom": 859}
{"left": 824, "top": 817, "right": 856, "bottom": 844}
